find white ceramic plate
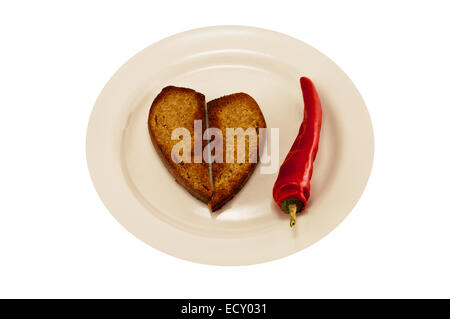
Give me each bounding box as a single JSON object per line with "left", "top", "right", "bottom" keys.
{"left": 86, "top": 26, "right": 374, "bottom": 265}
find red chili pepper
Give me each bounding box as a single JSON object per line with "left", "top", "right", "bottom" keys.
{"left": 272, "top": 77, "right": 322, "bottom": 227}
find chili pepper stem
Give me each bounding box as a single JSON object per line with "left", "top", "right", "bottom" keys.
{"left": 288, "top": 204, "right": 297, "bottom": 228}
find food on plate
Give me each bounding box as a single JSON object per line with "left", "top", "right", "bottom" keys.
{"left": 148, "top": 86, "right": 213, "bottom": 203}
{"left": 148, "top": 86, "right": 266, "bottom": 211}
{"left": 272, "top": 77, "right": 322, "bottom": 227}
{"left": 207, "top": 93, "right": 267, "bottom": 211}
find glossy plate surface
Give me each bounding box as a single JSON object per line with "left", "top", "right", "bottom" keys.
{"left": 86, "top": 26, "right": 374, "bottom": 265}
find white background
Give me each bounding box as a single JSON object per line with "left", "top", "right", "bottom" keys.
{"left": 1, "top": 1, "right": 449, "bottom": 298}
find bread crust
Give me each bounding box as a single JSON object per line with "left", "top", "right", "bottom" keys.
{"left": 207, "top": 93, "right": 267, "bottom": 211}
{"left": 148, "top": 86, "right": 213, "bottom": 203}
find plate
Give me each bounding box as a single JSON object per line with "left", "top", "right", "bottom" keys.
{"left": 86, "top": 26, "right": 374, "bottom": 265}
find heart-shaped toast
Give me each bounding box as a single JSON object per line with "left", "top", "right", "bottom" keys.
{"left": 148, "top": 86, "right": 266, "bottom": 211}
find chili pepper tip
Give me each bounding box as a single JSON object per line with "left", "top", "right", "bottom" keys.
{"left": 288, "top": 204, "right": 297, "bottom": 228}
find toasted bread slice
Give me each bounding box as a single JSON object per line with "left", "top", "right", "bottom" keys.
{"left": 148, "top": 86, "right": 213, "bottom": 203}
{"left": 207, "top": 93, "right": 266, "bottom": 211}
